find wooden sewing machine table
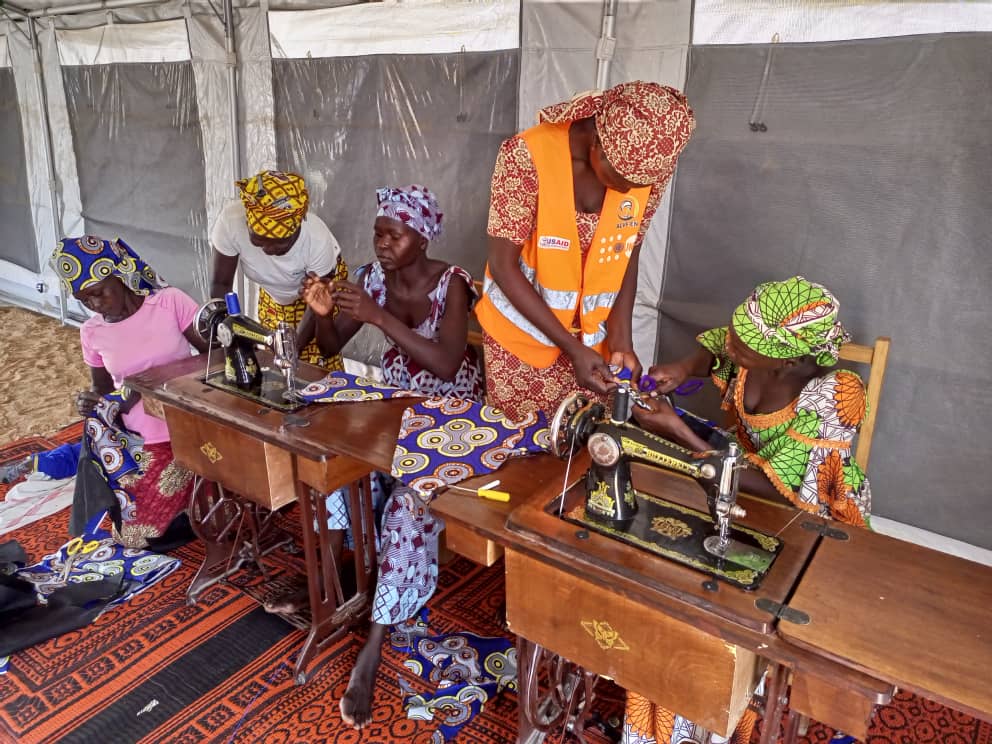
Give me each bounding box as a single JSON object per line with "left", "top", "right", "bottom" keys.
{"left": 127, "top": 353, "right": 410, "bottom": 684}
{"left": 433, "top": 461, "right": 992, "bottom": 744}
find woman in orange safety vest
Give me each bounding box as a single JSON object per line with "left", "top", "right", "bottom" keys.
{"left": 475, "top": 80, "right": 696, "bottom": 422}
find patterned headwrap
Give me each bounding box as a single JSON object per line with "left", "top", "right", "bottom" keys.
{"left": 731, "top": 276, "right": 852, "bottom": 366}
{"left": 51, "top": 236, "right": 166, "bottom": 297}
{"left": 237, "top": 170, "right": 309, "bottom": 239}
{"left": 376, "top": 185, "right": 444, "bottom": 242}
{"left": 538, "top": 80, "right": 695, "bottom": 186}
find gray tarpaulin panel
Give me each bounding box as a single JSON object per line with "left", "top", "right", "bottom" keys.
{"left": 272, "top": 51, "right": 518, "bottom": 364}
{"left": 62, "top": 63, "right": 210, "bottom": 301}
{"left": 0, "top": 69, "right": 39, "bottom": 272}
{"left": 660, "top": 34, "right": 992, "bottom": 548}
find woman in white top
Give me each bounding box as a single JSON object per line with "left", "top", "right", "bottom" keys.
{"left": 209, "top": 170, "right": 349, "bottom": 370}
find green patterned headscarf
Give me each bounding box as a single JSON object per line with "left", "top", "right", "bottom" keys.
{"left": 731, "top": 276, "right": 851, "bottom": 366}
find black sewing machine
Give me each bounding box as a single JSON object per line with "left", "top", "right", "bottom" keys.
{"left": 194, "top": 293, "right": 305, "bottom": 412}
{"left": 549, "top": 382, "right": 782, "bottom": 589}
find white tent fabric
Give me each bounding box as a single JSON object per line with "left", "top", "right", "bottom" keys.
{"left": 268, "top": 0, "right": 518, "bottom": 58}
{"left": 56, "top": 18, "right": 190, "bottom": 63}
{"left": 694, "top": 0, "right": 992, "bottom": 44}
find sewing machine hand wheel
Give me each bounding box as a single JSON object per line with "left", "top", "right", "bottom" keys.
{"left": 194, "top": 298, "right": 227, "bottom": 344}
{"left": 549, "top": 392, "right": 601, "bottom": 458}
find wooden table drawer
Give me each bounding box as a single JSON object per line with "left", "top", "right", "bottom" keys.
{"left": 164, "top": 404, "right": 294, "bottom": 510}
{"left": 789, "top": 670, "right": 886, "bottom": 740}
{"left": 505, "top": 548, "right": 757, "bottom": 736}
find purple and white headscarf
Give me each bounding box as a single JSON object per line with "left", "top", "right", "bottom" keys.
{"left": 376, "top": 185, "right": 444, "bottom": 242}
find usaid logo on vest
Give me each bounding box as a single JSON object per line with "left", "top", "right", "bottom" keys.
{"left": 538, "top": 236, "right": 571, "bottom": 250}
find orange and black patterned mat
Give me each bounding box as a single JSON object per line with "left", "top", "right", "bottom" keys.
{"left": 1, "top": 424, "right": 990, "bottom": 744}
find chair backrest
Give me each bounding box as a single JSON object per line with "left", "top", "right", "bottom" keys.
{"left": 837, "top": 336, "right": 891, "bottom": 471}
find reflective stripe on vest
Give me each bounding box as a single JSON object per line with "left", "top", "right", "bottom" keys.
{"left": 582, "top": 322, "right": 608, "bottom": 348}
{"left": 481, "top": 274, "right": 555, "bottom": 347}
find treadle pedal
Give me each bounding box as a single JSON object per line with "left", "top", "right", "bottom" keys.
{"left": 755, "top": 597, "right": 811, "bottom": 625}
{"left": 801, "top": 520, "right": 849, "bottom": 540}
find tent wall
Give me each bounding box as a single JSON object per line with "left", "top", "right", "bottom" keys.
{"left": 62, "top": 62, "right": 210, "bottom": 299}
{"left": 659, "top": 33, "right": 992, "bottom": 549}
{"left": 271, "top": 51, "right": 519, "bottom": 364}
{"left": 0, "top": 68, "right": 37, "bottom": 272}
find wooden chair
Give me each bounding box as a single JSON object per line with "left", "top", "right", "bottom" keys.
{"left": 836, "top": 336, "right": 891, "bottom": 471}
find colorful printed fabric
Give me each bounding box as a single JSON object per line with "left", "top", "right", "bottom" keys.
{"left": 236, "top": 170, "right": 309, "bottom": 239}
{"left": 51, "top": 236, "right": 166, "bottom": 296}
{"left": 731, "top": 276, "right": 851, "bottom": 366}
{"left": 487, "top": 135, "right": 662, "bottom": 249}
{"left": 390, "top": 608, "right": 516, "bottom": 744}
{"left": 390, "top": 398, "right": 549, "bottom": 497}
{"left": 698, "top": 326, "right": 872, "bottom": 526}
{"left": 376, "top": 185, "right": 444, "bottom": 242}
{"left": 84, "top": 394, "right": 193, "bottom": 547}
{"left": 371, "top": 483, "right": 442, "bottom": 625}
{"left": 297, "top": 371, "right": 423, "bottom": 403}
{"left": 482, "top": 330, "right": 608, "bottom": 422}
{"left": 538, "top": 81, "right": 695, "bottom": 186}
{"left": 17, "top": 514, "right": 180, "bottom": 605}
{"left": 623, "top": 692, "right": 757, "bottom": 744}
{"left": 362, "top": 262, "right": 484, "bottom": 401}
{"left": 256, "top": 254, "right": 347, "bottom": 370}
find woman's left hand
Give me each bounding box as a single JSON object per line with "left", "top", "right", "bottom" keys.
{"left": 609, "top": 350, "right": 642, "bottom": 384}
{"left": 631, "top": 395, "right": 681, "bottom": 436}
{"left": 330, "top": 281, "right": 382, "bottom": 325}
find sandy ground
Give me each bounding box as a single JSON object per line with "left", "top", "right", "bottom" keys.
{"left": 0, "top": 304, "right": 91, "bottom": 445}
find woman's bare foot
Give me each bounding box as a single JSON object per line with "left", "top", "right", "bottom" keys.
{"left": 340, "top": 623, "right": 387, "bottom": 729}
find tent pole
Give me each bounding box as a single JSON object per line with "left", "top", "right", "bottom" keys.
{"left": 30, "top": 16, "right": 68, "bottom": 324}
{"left": 223, "top": 0, "right": 240, "bottom": 181}
{"left": 595, "top": 0, "right": 617, "bottom": 90}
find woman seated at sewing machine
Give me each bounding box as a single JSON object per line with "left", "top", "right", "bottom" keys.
{"left": 51, "top": 236, "right": 208, "bottom": 548}
{"left": 621, "top": 277, "right": 872, "bottom": 744}
{"left": 300, "top": 185, "right": 483, "bottom": 730}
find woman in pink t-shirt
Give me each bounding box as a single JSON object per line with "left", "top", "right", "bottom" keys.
{"left": 52, "top": 236, "right": 207, "bottom": 547}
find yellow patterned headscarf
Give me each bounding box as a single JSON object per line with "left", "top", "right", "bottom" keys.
{"left": 237, "top": 170, "right": 309, "bottom": 239}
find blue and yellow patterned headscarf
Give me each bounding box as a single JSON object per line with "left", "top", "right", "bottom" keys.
{"left": 51, "top": 236, "right": 166, "bottom": 296}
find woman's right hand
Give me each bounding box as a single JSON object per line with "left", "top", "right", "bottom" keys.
{"left": 301, "top": 273, "right": 335, "bottom": 317}
{"left": 76, "top": 390, "right": 102, "bottom": 417}
{"left": 645, "top": 361, "right": 691, "bottom": 394}
{"left": 569, "top": 345, "right": 614, "bottom": 395}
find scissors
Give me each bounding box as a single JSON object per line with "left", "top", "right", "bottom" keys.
{"left": 61, "top": 537, "right": 100, "bottom": 582}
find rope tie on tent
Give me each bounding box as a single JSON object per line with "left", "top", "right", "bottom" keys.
{"left": 749, "top": 32, "right": 779, "bottom": 132}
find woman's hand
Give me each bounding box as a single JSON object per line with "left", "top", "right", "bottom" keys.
{"left": 632, "top": 396, "right": 711, "bottom": 452}
{"left": 330, "top": 281, "right": 383, "bottom": 326}
{"left": 76, "top": 390, "right": 102, "bottom": 418}
{"left": 609, "top": 349, "right": 642, "bottom": 384}
{"left": 569, "top": 344, "right": 614, "bottom": 395}
{"left": 302, "top": 273, "right": 335, "bottom": 317}
{"left": 645, "top": 360, "right": 692, "bottom": 394}
{"left": 631, "top": 395, "right": 683, "bottom": 437}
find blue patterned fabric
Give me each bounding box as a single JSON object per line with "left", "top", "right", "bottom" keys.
{"left": 82, "top": 392, "right": 147, "bottom": 526}
{"left": 390, "top": 398, "right": 549, "bottom": 496}
{"left": 390, "top": 608, "right": 516, "bottom": 743}
{"left": 16, "top": 513, "right": 180, "bottom": 606}
{"left": 51, "top": 236, "right": 166, "bottom": 296}
{"left": 297, "top": 372, "right": 424, "bottom": 404}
